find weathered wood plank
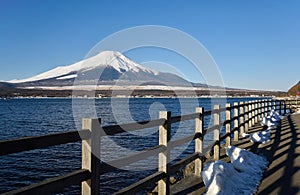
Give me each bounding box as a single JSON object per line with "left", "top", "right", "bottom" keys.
{"left": 170, "top": 153, "right": 202, "bottom": 175}
{"left": 205, "top": 124, "right": 220, "bottom": 135}
{"left": 100, "top": 145, "right": 166, "bottom": 174}
{"left": 218, "top": 107, "right": 227, "bottom": 112}
{"left": 102, "top": 118, "right": 166, "bottom": 136}
{"left": 113, "top": 171, "right": 166, "bottom": 195}
{"left": 220, "top": 132, "right": 231, "bottom": 142}
{"left": 171, "top": 113, "right": 201, "bottom": 123}
{"left": 203, "top": 110, "right": 212, "bottom": 116}
{"left": 0, "top": 130, "right": 90, "bottom": 156}
{"left": 168, "top": 134, "right": 196, "bottom": 149}
{"left": 3, "top": 169, "right": 90, "bottom": 195}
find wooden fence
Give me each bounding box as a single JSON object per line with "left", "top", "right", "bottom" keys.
{"left": 0, "top": 99, "right": 298, "bottom": 195}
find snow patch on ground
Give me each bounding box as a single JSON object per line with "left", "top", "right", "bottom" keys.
{"left": 260, "top": 110, "right": 283, "bottom": 127}
{"left": 242, "top": 126, "right": 274, "bottom": 144}
{"left": 241, "top": 109, "right": 284, "bottom": 144}
{"left": 201, "top": 146, "right": 268, "bottom": 195}
{"left": 226, "top": 146, "right": 268, "bottom": 173}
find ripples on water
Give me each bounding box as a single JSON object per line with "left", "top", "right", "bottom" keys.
{"left": 0, "top": 97, "right": 264, "bottom": 194}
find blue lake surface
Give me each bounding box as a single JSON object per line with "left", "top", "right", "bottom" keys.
{"left": 0, "top": 97, "right": 266, "bottom": 194}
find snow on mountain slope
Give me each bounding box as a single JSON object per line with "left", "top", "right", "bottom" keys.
{"left": 9, "top": 51, "right": 158, "bottom": 83}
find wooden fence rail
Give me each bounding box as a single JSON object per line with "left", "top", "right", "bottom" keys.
{"left": 0, "top": 98, "right": 298, "bottom": 195}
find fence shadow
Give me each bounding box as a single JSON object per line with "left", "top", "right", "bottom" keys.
{"left": 256, "top": 114, "right": 300, "bottom": 195}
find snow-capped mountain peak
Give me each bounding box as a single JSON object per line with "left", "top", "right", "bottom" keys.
{"left": 97, "top": 51, "right": 158, "bottom": 74}
{"left": 9, "top": 51, "right": 158, "bottom": 83}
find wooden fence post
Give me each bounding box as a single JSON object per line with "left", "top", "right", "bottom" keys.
{"left": 214, "top": 105, "right": 220, "bottom": 161}
{"left": 284, "top": 100, "right": 287, "bottom": 115}
{"left": 258, "top": 100, "right": 261, "bottom": 120}
{"left": 239, "top": 102, "right": 245, "bottom": 136}
{"left": 270, "top": 100, "right": 273, "bottom": 111}
{"left": 262, "top": 100, "right": 265, "bottom": 117}
{"left": 248, "top": 101, "right": 252, "bottom": 128}
{"left": 82, "top": 118, "right": 101, "bottom": 195}
{"left": 233, "top": 102, "right": 239, "bottom": 141}
{"left": 225, "top": 103, "right": 231, "bottom": 146}
{"left": 251, "top": 101, "right": 255, "bottom": 126}
{"left": 267, "top": 100, "right": 270, "bottom": 115}
{"left": 265, "top": 100, "right": 268, "bottom": 115}
{"left": 195, "top": 107, "right": 204, "bottom": 175}
{"left": 158, "top": 111, "right": 171, "bottom": 195}
{"left": 266, "top": 100, "right": 270, "bottom": 116}
{"left": 254, "top": 101, "right": 258, "bottom": 123}
{"left": 279, "top": 100, "right": 282, "bottom": 115}
{"left": 262, "top": 100, "right": 265, "bottom": 118}
{"left": 245, "top": 101, "right": 249, "bottom": 132}
{"left": 261, "top": 100, "right": 264, "bottom": 118}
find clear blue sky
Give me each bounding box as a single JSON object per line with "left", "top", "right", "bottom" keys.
{"left": 0, "top": 0, "right": 299, "bottom": 91}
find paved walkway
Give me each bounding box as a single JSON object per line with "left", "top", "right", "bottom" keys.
{"left": 171, "top": 113, "right": 300, "bottom": 195}
{"left": 256, "top": 113, "right": 300, "bottom": 194}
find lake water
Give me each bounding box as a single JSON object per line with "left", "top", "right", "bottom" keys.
{"left": 0, "top": 97, "right": 266, "bottom": 194}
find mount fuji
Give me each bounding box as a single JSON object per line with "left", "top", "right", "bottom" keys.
{"left": 9, "top": 51, "right": 204, "bottom": 89}
{"left": 1, "top": 51, "right": 285, "bottom": 97}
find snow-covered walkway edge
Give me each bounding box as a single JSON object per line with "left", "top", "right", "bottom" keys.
{"left": 295, "top": 108, "right": 300, "bottom": 114}
{"left": 242, "top": 109, "right": 284, "bottom": 144}
{"left": 200, "top": 110, "right": 288, "bottom": 195}
{"left": 201, "top": 146, "right": 268, "bottom": 195}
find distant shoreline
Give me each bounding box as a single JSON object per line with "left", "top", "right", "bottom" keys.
{"left": 1, "top": 95, "right": 273, "bottom": 100}
{"left": 0, "top": 86, "right": 286, "bottom": 99}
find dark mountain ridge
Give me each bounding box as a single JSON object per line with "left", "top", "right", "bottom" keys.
{"left": 288, "top": 81, "right": 300, "bottom": 96}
